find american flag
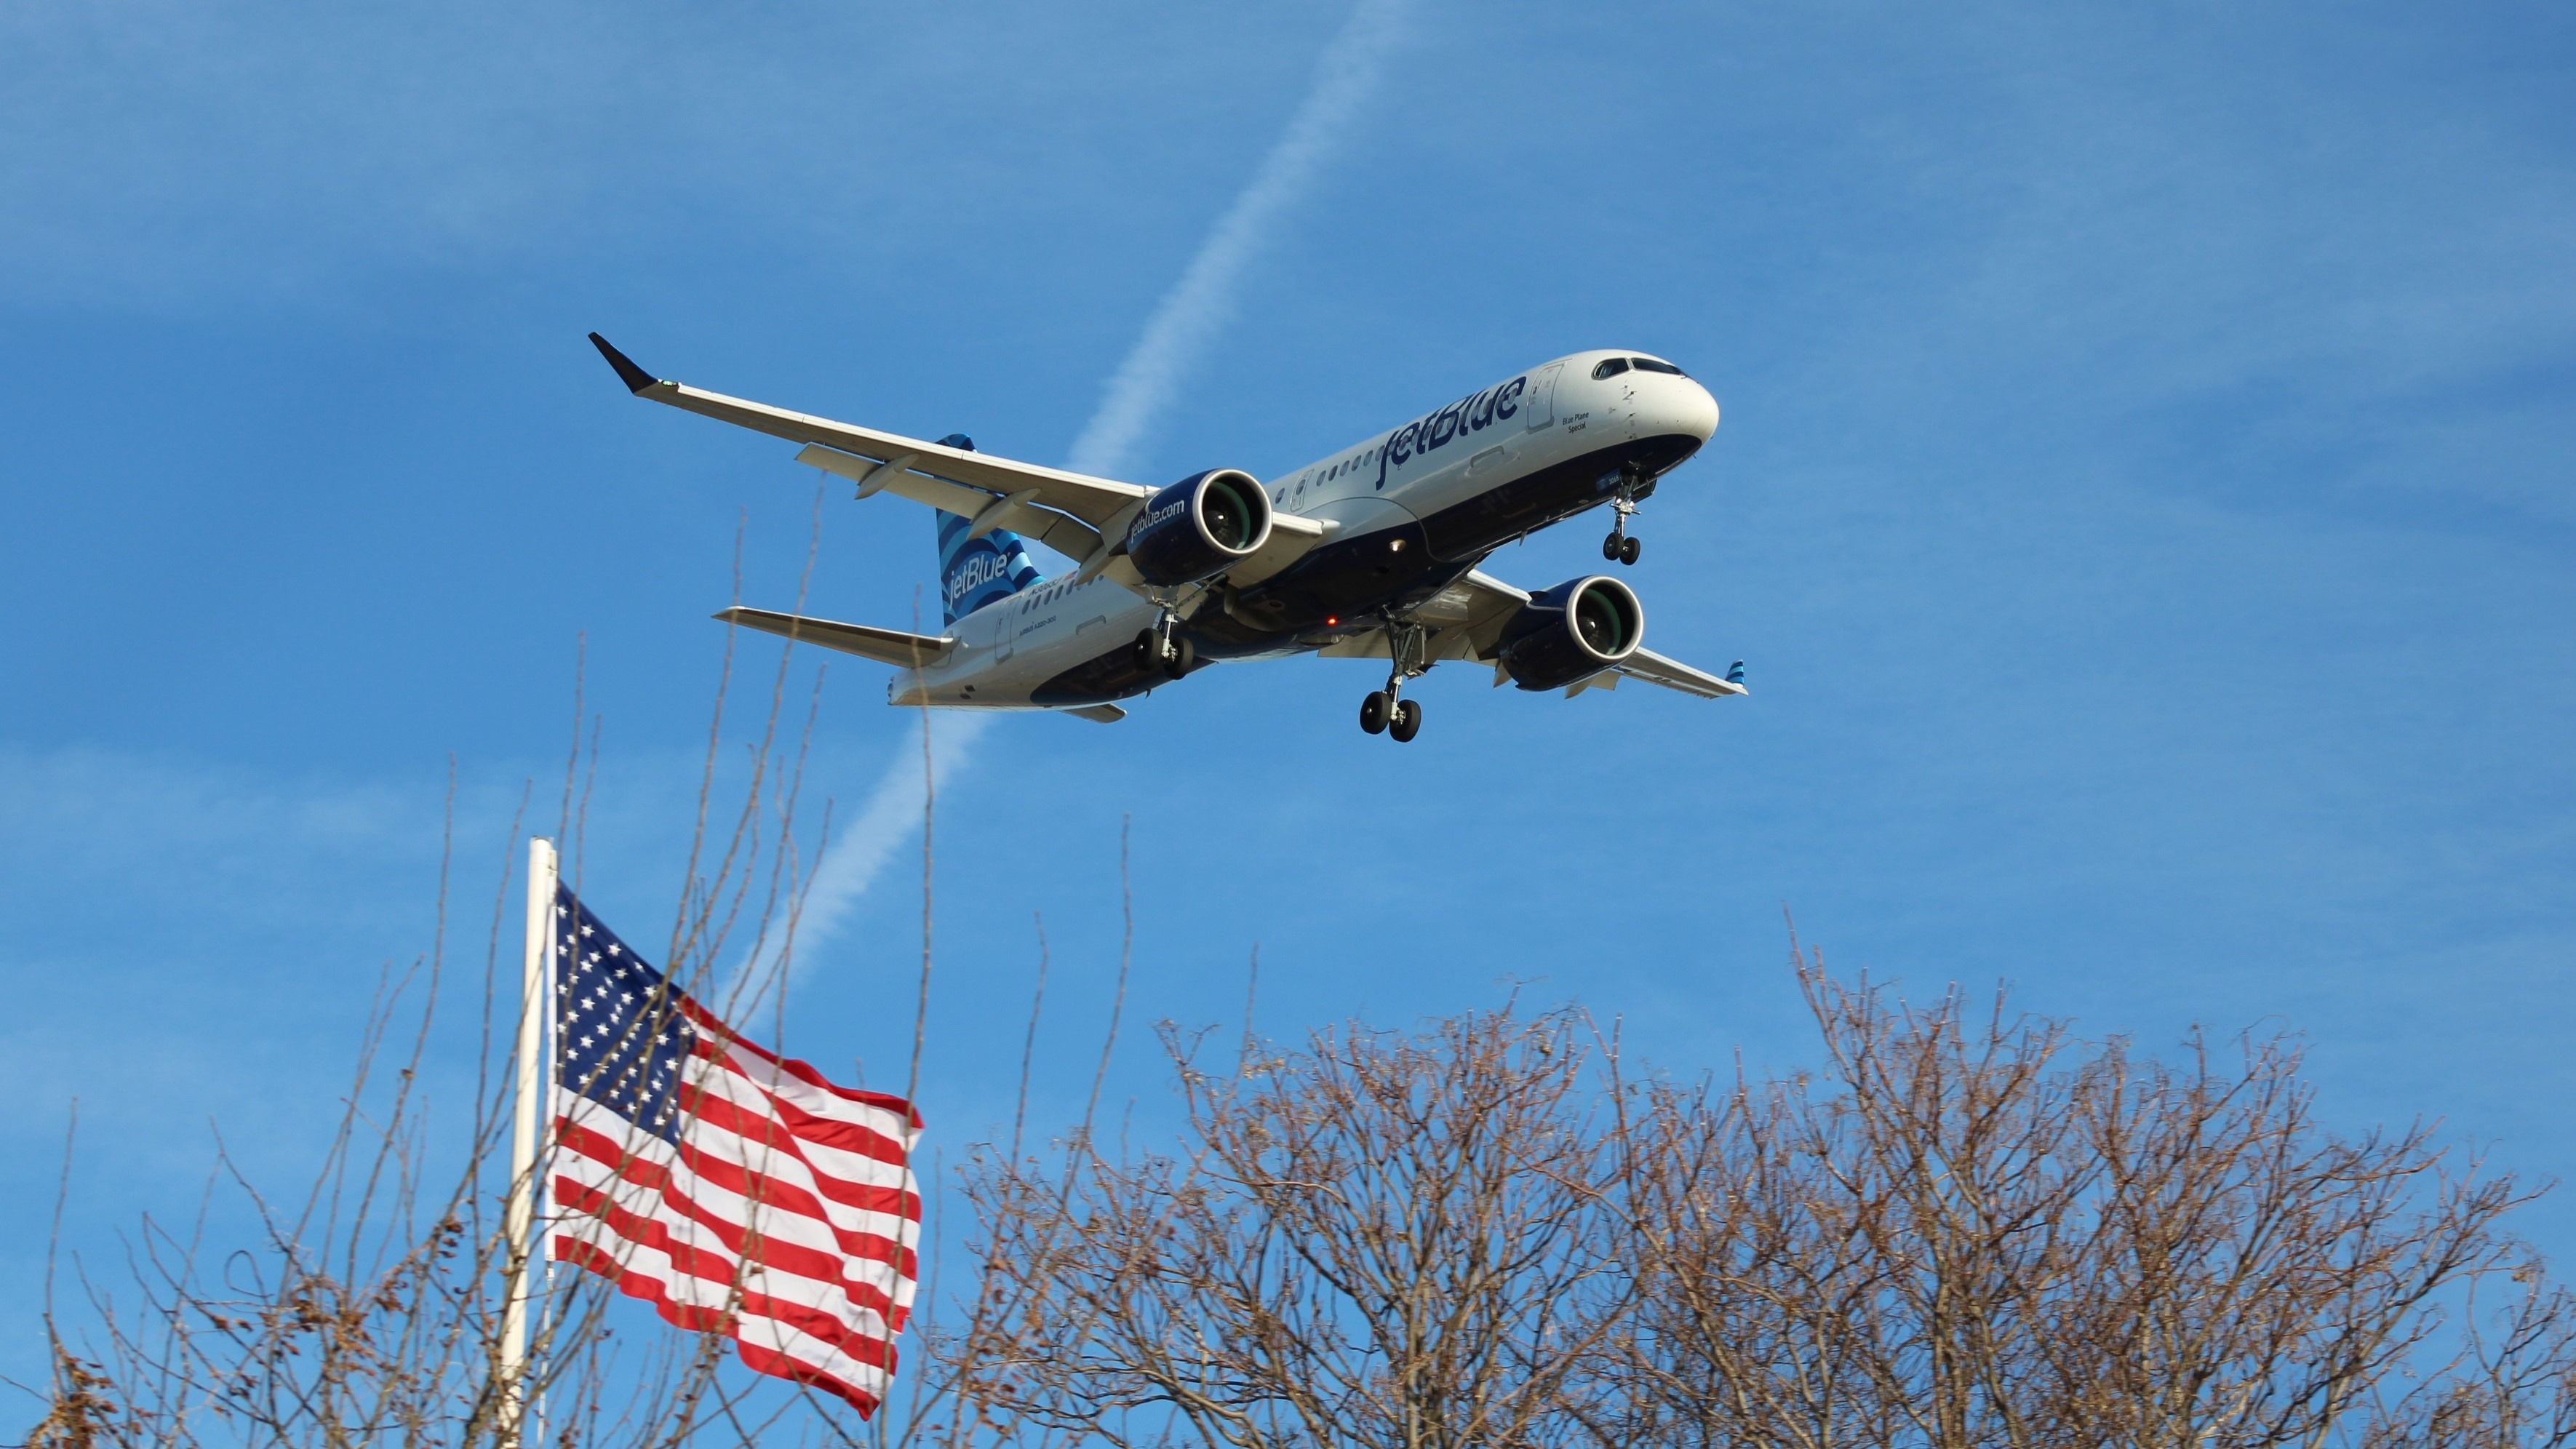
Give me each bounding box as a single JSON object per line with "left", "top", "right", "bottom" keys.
{"left": 544, "top": 885, "right": 922, "bottom": 1416}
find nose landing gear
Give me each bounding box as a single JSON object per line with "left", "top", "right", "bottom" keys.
{"left": 1357, "top": 617, "right": 1430, "bottom": 743}
{"left": 1601, "top": 465, "right": 1646, "bottom": 565}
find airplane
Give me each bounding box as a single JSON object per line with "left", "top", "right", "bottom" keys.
{"left": 586, "top": 334, "right": 1747, "bottom": 741}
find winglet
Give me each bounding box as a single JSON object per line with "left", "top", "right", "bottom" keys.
{"left": 587, "top": 332, "right": 659, "bottom": 394}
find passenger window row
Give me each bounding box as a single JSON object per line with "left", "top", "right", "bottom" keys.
{"left": 1276, "top": 444, "right": 1386, "bottom": 505}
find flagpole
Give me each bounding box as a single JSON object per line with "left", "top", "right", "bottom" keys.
{"left": 500, "top": 836, "right": 557, "bottom": 1447}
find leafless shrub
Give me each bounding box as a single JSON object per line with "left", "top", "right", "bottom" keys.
{"left": 1608, "top": 953, "right": 2576, "bottom": 1449}
{"left": 12, "top": 506, "right": 984, "bottom": 1448}
{"left": 955, "top": 1007, "right": 1635, "bottom": 1449}
{"left": 17, "top": 735, "right": 805, "bottom": 1449}
{"left": 960, "top": 949, "right": 2576, "bottom": 1449}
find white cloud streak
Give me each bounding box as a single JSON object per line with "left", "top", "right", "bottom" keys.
{"left": 1066, "top": 0, "right": 1414, "bottom": 479}
{"left": 736, "top": 711, "right": 992, "bottom": 993}
{"left": 759, "top": 0, "right": 1414, "bottom": 984}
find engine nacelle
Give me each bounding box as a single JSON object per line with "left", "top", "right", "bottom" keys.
{"left": 1497, "top": 576, "right": 1645, "bottom": 690}
{"left": 1125, "top": 468, "right": 1272, "bottom": 588}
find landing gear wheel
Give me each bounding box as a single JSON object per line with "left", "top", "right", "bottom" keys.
{"left": 1388, "top": 698, "right": 1423, "bottom": 743}
{"left": 1136, "top": 628, "right": 1193, "bottom": 679}
{"left": 1603, "top": 531, "right": 1624, "bottom": 561}
{"left": 1619, "top": 535, "right": 1642, "bottom": 565}
{"left": 1360, "top": 691, "right": 1390, "bottom": 735}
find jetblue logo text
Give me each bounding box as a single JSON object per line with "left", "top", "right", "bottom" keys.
{"left": 1135, "top": 497, "right": 1191, "bottom": 534}
{"left": 1376, "top": 375, "right": 1526, "bottom": 489}
{"left": 945, "top": 546, "right": 1013, "bottom": 607}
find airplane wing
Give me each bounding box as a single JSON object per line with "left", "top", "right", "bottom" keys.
{"left": 591, "top": 332, "right": 1152, "bottom": 560}
{"left": 1609, "top": 645, "right": 1746, "bottom": 699}
{"left": 589, "top": 334, "right": 1328, "bottom": 583}
{"left": 1344, "top": 570, "right": 1747, "bottom": 701}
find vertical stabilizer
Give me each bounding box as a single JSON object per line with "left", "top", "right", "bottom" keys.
{"left": 930, "top": 434, "right": 1042, "bottom": 623}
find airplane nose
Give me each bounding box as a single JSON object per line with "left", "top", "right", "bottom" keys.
{"left": 1656, "top": 378, "right": 1719, "bottom": 443}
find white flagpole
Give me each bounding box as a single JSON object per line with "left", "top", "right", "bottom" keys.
{"left": 499, "top": 836, "right": 557, "bottom": 1447}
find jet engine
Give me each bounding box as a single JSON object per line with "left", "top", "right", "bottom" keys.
{"left": 1496, "top": 576, "right": 1644, "bottom": 690}
{"left": 1125, "top": 468, "right": 1272, "bottom": 588}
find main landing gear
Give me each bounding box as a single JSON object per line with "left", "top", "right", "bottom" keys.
{"left": 1132, "top": 618, "right": 1192, "bottom": 682}
{"left": 1601, "top": 464, "right": 1646, "bottom": 566}
{"left": 1357, "top": 618, "right": 1427, "bottom": 743}
{"left": 1359, "top": 690, "right": 1421, "bottom": 742}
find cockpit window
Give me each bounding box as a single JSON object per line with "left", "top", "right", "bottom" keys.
{"left": 1630, "top": 357, "right": 1688, "bottom": 377}
{"left": 1592, "top": 357, "right": 1630, "bottom": 380}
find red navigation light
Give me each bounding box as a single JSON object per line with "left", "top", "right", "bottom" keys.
{"left": 1325, "top": 615, "right": 1339, "bottom": 627}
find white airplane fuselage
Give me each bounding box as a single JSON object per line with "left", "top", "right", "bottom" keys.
{"left": 894, "top": 349, "right": 1720, "bottom": 710}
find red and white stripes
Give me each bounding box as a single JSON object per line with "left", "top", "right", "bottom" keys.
{"left": 549, "top": 1006, "right": 922, "bottom": 1416}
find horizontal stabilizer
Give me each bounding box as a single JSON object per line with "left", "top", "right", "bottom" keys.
{"left": 714, "top": 607, "right": 952, "bottom": 668}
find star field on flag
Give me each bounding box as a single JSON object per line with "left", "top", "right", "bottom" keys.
{"left": 557, "top": 901, "right": 698, "bottom": 1144}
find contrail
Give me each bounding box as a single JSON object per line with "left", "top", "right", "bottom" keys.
{"left": 758, "top": 0, "right": 1413, "bottom": 988}
{"left": 741, "top": 711, "right": 991, "bottom": 991}
{"left": 1067, "top": 0, "right": 1413, "bottom": 479}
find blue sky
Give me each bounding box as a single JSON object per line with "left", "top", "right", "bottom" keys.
{"left": 4, "top": 0, "right": 2572, "bottom": 1410}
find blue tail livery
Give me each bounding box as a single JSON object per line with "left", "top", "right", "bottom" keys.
{"left": 930, "top": 434, "right": 1042, "bottom": 624}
